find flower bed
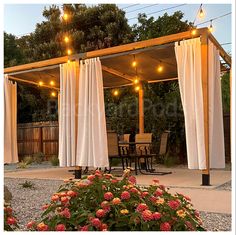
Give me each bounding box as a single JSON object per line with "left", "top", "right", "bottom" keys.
{"left": 4, "top": 203, "right": 19, "bottom": 231}
{"left": 25, "top": 170, "right": 205, "bottom": 231}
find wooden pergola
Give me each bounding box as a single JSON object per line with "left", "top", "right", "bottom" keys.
{"left": 4, "top": 27, "right": 232, "bottom": 185}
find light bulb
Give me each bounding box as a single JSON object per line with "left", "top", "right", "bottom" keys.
{"left": 134, "top": 78, "right": 139, "bottom": 84}
{"left": 199, "top": 8, "right": 204, "bottom": 18}
{"left": 157, "top": 65, "right": 163, "bottom": 73}
{"left": 191, "top": 29, "right": 197, "bottom": 36}
{"left": 113, "top": 90, "right": 119, "bottom": 96}
{"left": 39, "top": 81, "right": 43, "bottom": 86}
{"left": 64, "top": 36, "right": 69, "bottom": 43}
{"left": 51, "top": 91, "right": 57, "bottom": 97}
{"left": 135, "top": 86, "right": 140, "bottom": 92}
{"left": 50, "top": 81, "right": 55, "bottom": 86}
{"left": 208, "top": 22, "right": 213, "bottom": 33}
{"left": 67, "top": 49, "right": 72, "bottom": 55}
{"left": 63, "top": 13, "right": 68, "bottom": 21}
{"left": 132, "top": 60, "right": 137, "bottom": 67}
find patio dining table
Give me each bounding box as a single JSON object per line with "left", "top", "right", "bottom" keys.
{"left": 118, "top": 141, "right": 172, "bottom": 176}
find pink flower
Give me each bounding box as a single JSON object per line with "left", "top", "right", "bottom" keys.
{"left": 185, "top": 221, "right": 194, "bottom": 231}
{"left": 55, "top": 224, "right": 66, "bottom": 231}
{"left": 195, "top": 210, "right": 200, "bottom": 217}
{"left": 159, "top": 185, "right": 165, "bottom": 190}
{"left": 141, "top": 191, "right": 149, "bottom": 198}
{"left": 104, "top": 192, "right": 114, "bottom": 201}
{"left": 60, "top": 208, "right": 71, "bottom": 219}
{"left": 150, "top": 196, "right": 157, "bottom": 203}
{"left": 153, "top": 212, "right": 162, "bottom": 220}
{"left": 51, "top": 195, "right": 59, "bottom": 201}
{"left": 80, "top": 225, "right": 89, "bottom": 231}
{"left": 111, "top": 179, "right": 119, "bottom": 184}
{"left": 5, "top": 207, "right": 13, "bottom": 214}
{"left": 154, "top": 189, "right": 163, "bottom": 197}
{"left": 91, "top": 218, "right": 102, "bottom": 228}
{"left": 141, "top": 210, "right": 153, "bottom": 221}
{"left": 87, "top": 175, "right": 95, "bottom": 181}
{"left": 168, "top": 200, "right": 180, "bottom": 210}
{"left": 60, "top": 196, "right": 70, "bottom": 204}
{"left": 160, "top": 222, "right": 171, "bottom": 231}
{"left": 67, "top": 190, "right": 77, "bottom": 197}
{"left": 7, "top": 217, "right": 17, "bottom": 225}
{"left": 153, "top": 179, "right": 159, "bottom": 184}
{"left": 26, "top": 221, "right": 36, "bottom": 229}
{"left": 129, "top": 188, "right": 139, "bottom": 194}
{"left": 128, "top": 176, "right": 137, "bottom": 184}
{"left": 101, "top": 223, "right": 108, "bottom": 231}
{"left": 112, "top": 197, "right": 121, "bottom": 205}
{"left": 37, "top": 222, "right": 49, "bottom": 231}
{"left": 121, "top": 191, "right": 131, "bottom": 200}
{"left": 136, "top": 203, "right": 148, "bottom": 212}
{"left": 96, "top": 209, "right": 106, "bottom": 218}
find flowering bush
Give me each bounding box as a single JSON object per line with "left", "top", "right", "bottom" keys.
{"left": 26, "top": 170, "right": 205, "bottom": 231}
{"left": 4, "top": 203, "right": 19, "bottom": 231}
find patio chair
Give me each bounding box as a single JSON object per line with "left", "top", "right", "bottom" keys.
{"left": 106, "top": 131, "right": 126, "bottom": 173}
{"left": 137, "top": 131, "right": 172, "bottom": 175}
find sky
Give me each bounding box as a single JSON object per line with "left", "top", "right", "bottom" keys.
{"left": 3, "top": 3, "right": 232, "bottom": 53}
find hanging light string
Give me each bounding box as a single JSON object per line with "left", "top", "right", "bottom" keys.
{"left": 126, "top": 4, "right": 159, "bottom": 14}
{"left": 195, "top": 12, "right": 231, "bottom": 27}
{"left": 193, "top": 3, "right": 204, "bottom": 25}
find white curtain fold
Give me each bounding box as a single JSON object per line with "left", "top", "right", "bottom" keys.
{"left": 175, "top": 38, "right": 206, "bottom": 169}
{"left": 59, "top": 61, "right": 79, "bottom": 167}
{"left": 4, "top": 75, "right": 18, "bottom": 163}
{"left": 76, "top": 58, "right": 109, "bottom": 167}
{"left": 208, "top": 40, "right": 225, "bottom": 168}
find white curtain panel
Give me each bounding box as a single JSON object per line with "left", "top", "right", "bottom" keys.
{"left": 76, "top": 58, "right": 109, "bottom": 167}
{"left": 59, "top": 61, "right": 79, "bottom": 167}
{"left": 175, "top": 38, "right": 206, "bottom": 169}
{"left": 208, "top": 40, "right": 225, "bottom": 168}
{"left": 4, "top": 75, "right": 18, "bottom": 163}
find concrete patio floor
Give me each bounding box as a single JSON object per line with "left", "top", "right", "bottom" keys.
{"left": 4, "top": 166, "right": 231, "bottom": 214}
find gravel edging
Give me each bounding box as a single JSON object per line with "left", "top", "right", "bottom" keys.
{"left": 4, "top": 177, "right": 231, "bottom": 231}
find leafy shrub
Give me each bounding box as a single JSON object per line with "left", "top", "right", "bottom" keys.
{"left": 50, "top": 155, "right": 59, "bottom": 166}
{"left": 23, "top": 155, "right": 34, "bottom": 165}
{"left": 26, "top": 170, "right": 205, "bottom": 231}
{"left": 33, "top": 152, "right": 45, "bottom": 164}
{"left": 19, "top": 180, "right": 35, "bottom": 189}
{"left": 4, "top": 203, "right": 19, "bottom": 231}
{"left": 17, "top": 161, "right": 29, "bottom": 169}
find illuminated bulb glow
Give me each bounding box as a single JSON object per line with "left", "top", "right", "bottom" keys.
{"left": 199, "top": 8, "right": 204, "bottom": 18}
{"left": 64, "top": 36, "right": 69, "bottom": 43}
{"left": 135, "top": 86, "right": 140, "bottom": 92}
{"left": 132, "top": 61, "right": 137, "bottom": 67}
{"left": 191, "top": 29, "right": 197, "bottom": 36}
{"left": 157, "top": 65, "right": 163, "bottom": 73}
{"left": 208, "top": 23, "right": 213, "bottom": 33}
{"left": 134, "top": 78, "right": 139, "bottom": 84}
{"left": 67, "top": 49, "right": 72, "bottom": 55}
{"left": 63, "top": 13, "right": 68, "bottom": 21}
{"left": 113, "top": 90, "right": 119, "bottom": 96}
{"left": 39, "top": 81, "right": 44, "bottom": 86}
{"left": 50, "top": 81, "right": 55, "bottom": 86}
{"left": 51, "top": 92, "right": 56, "bottom": 97}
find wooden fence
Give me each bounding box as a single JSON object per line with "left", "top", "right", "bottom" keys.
{"left": 17, "top": 121, "right": 58, "bottom": 160}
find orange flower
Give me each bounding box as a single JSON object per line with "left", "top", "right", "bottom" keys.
{"left": 112, "top": 197, "right": 121, "bottom": 205}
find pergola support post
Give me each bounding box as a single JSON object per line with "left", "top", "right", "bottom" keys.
{"left": 75, "top": 166, "right": 82, "bottom": 179}
{"left": 201, "top": 32, "right": 210, "bottom": 186}
{"left": 139, "top": 85, "right": 144, "bottom": 134}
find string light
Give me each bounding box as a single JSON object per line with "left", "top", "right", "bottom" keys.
{"left": 113, "top": 90, "right": 119, "bottom": 96}
{"left": 50, "top": 81, "right": 55, "bottom": 86}
{"left": 191, "top": 29, "right": 197, "bottom": 36}
{"left": 208, "top": 20, "right": 213, "bottom": 32}
{"left": 63, "top": 13, "right": 69, "bottom": 21}
{"left": 67, "top": 49, "right": 72, "bottom": 55}
{"left": 198, "top": 4, "right": 205, "bottom": 19}
{"left": 64, "top": 36, "right": 69, "bottom": 43}
{"left": 51, "top": 91, "right": 57, "bottom": 97}
{"left": 135, "top": 86, "right": 140, "bottom": 92}
{"left": 157, "top": 63, "right": 163, "bottom": 73}
{"left": 132, "top": 54, "right": 137, "bottom": 67}
{"left": 39, "top": 81, "right": 44, "bottom": 86}
{"left": 134, "top": 77, "right": 139, "bottom": 84}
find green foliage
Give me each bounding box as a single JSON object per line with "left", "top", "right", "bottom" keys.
{"left": 17, "top": 161, "right": 29, "bottom": 169}
{"left": 19, "top": 180, "right": 35, "bottom": 189}
{"left": 221, "top": 72, "right": 230, "bottom": 114}
{"left": 33, "top": 152, "right": 45, "bottom": 164}
{"left": 26, "top": 170, "right": 205, "bottom": 231}
{"left": 50, "top": 155, "right": 59, "bottom": 166}
{"left": 23, "top": 155, "right": 34, "bottom": 165}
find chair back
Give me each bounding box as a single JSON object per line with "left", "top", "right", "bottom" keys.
{"left": 107, "top": 132, "right": 119, "bottom": 157}
{"left": 135, "top": 133, "right": 153, "bottom": 155}
{"left": 123, "top": 134, "right": 130, "bottom": 143}
{"left": 159, "top": 131, "right": 169, "bottom": 155}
